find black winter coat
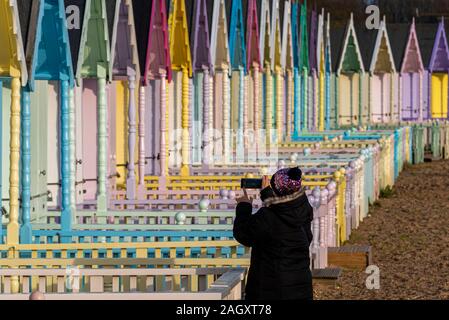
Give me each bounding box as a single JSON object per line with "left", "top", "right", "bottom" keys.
{"left": 233, "top": 189, "right": 314, "bottom": 300}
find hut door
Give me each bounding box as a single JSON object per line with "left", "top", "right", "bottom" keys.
{"left": 0, "top": 81, "right": 3, "bottom": 217}
{"left": 382, "top": 73, "right": 391, "bottom": 123}
{"left": 338, "top": 74, "right": 351, "bottom": 126}
{"left": 47, "top": 81, "right": 60, "bottom": 208}
{"left": 371, "top": 74, "right": 382, "bottom": 123}
{"left": 30, "top": 81, "right": 49, "bottom": 219}
{"left": 192, "top": 74, "right": 203, "bottom": 164}
{"left": 351, "top": 73, "right": 360, "bottom": 126}
{"left": 431, "top": 73, "right": 448, "bottom": 118}
{"left": 145, "top": 80, "right": 161, "bottom": 175}
{"left": 115, "top": 80, "right": 127, "bottom": 187}
{"left": 402, "top": 73, "right": 420, "bottom": 121}
{"left": 108, "top": 82, "right": 116, "bottom": 193}
{"left": 1, "top": 82, "right": 11, "bottom": 215}
{"left": 81, "top": 79, "right": 98, "bottom": 201}
{"left": 74, "top": 85, "right": 84, "bottom": 204}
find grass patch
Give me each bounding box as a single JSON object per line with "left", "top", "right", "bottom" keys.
{"left": 380, "top": 186, "right": 395, "bottom": 198}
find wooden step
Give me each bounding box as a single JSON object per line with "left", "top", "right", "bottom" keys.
{"left": 312, "top": 268, "right": 342, "bottom": 287}
{"left": 328, "top": 245, "right": 372, "bottom": 270}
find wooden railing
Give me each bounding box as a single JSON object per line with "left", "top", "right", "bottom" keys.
{"left": 0, "top": 267, "right": 246, "bottom": 300}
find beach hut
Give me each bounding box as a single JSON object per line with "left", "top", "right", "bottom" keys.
{"left": 357, "top": 17, "right": 397, "bottom": 124}
{"left": 314, "top": 8, "right": 328, "bottom": 131}
{"left": 0, "top": 0, "right": 27, "bottom": 244}
{"left": 309, "top": 5, "right": 318, "bottom": 131}
{"left": 225, "top": 0, "right": 246, "bottom": 161}
{"left": 65, "top": 0, "right": 85, "bottom": 207}
{"left": 281, "top": 0, "right": 294, "bottom": 140}
{"left": 107, "top": 0, "right": 140, "bottom": 200}
{"left": 324, "top": 12, "right": 333, "bottom": 130}
{"left": 67, "top": 0, "right": 111, "bottom": 213}
{"left": 257, "top": 0, "right": 272, "bottom": 146}
{"left": 416, "top": 20, "right": 449, "bottom": 120}
{"left": 168, "top": 0, "right": 192, "bottom": 176}
{"left": 208, "top": 0, "right": 230, "bottom": 164}
{"left": 388, "top": 20, "right": 425, "bottom": 122}
{"left": 245, "top": 0, "right": 261, "bottom": 160}
{"left": 331, "top": 14, "right": 364, "bottom": 128}
{"left": 270, "top": 0, "right": 282, "bottom": 143}
{"left": 293, "top": 0, "right": 309, "bottom": 135}
{"left": 132, "top": 0, "right": 171, "bottom": 191}
{"left": 323, "top": 10, "right": 332, "bottom": 130}
{"left": 17, "top": 0, "right": 74, "bottom": 242}
{"left": 189, "top": 0, "right": 213, "bottom": 166}
{"left": 291, "top": 0, "right": 300, "bottom": 135}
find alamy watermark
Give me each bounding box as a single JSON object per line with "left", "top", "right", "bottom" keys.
{"left": 365, "top": 265, "right": 380, "bottom": 290}
{"left": 365, "top": 5, "right": 381, "bottom": 30}
{"left": 65, "top": 5, "right": 81, "bottom": 30}
{"left": 65, "top": 266, "right": 80, "bottom": 291}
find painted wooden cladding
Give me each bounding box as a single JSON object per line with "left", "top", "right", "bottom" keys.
{"left": 145, "top": 0, "right": 171, "bottom": 82}
{"left": 1, "top": 83, "right": 11, "bottom": 216}
{"left": 338, "top": 73, "right": 361, "bottom": 126}
{"left": 81, "top": 79, "right": 98, "bottom": 201}
{"left": 29, "top": 81, "right": 49, "bottom": 221}
{"left": 0, "top": 81, "right": 2, "bottom": 243}
{"left": 0, "top": 0, "right": 27, "bottom": 82}
{"left": 431, "top": 73, "right": 448, "bottom": 118}
{"left": 78, "top": 0, "right": 110, "bottom": 80}
{"left": 401, "top": 73, "right": 420, "bottom": 120}
{"left": 168, "top": 0, "right": 192, "bottom": 175}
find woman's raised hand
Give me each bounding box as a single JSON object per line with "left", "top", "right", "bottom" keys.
{"left": 236, "top": 188, "right": 253, "bottom": 205}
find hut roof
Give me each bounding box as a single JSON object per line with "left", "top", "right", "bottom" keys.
{"left": 415, "top": 23, "right": 439, "bottom": 67}
{"left": 387, "top": 23, "right": 411, "bottom": 71}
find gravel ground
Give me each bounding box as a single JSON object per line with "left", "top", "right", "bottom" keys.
{"left": 314, "top": 160, "right": 449, "bottom": 300}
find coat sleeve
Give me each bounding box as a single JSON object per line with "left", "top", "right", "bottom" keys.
{"left": 304, "top": 199, "right": 314, "bottom": 245}
{"left": 233, "top": 202, "right": 270, "bottom": 247}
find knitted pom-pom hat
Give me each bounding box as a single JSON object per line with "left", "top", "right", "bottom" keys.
{"left": 270, "top": 167, "right": 303, "bottom": 197}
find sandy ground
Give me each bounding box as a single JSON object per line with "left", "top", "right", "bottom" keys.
{"left": 314, "top": 160, "right": 449, "bottom": 300}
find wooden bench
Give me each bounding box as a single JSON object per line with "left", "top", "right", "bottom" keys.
{"left": 328, "top": 245, "right": 372, "bottom": 270}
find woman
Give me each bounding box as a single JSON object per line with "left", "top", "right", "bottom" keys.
{"left": 233, "top": 167, "right": 314, "bottom": 300}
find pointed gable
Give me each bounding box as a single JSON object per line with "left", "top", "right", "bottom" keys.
{"left": 291, "top": 0, "right": 300, "bottom": 69}
{"left": 370, "top": 19, "right": 396, "bottom": 73}
{"left": 77, "top": 0, "right": 111, "bottom": 80}
{"left": 338, "top": 15, "right": 363, "bottom": 74}
{"left": 246, "top": 0, "right": 260, "bottom": 69}
{"left": 191, "top": 0, "right": 212, "bottom": 73}
{"left": 226, "top": 0, "right": 246, "bottom": 71}
{"left": 316, "top": 10, "right": 325, "bottom": 74}
{"left": 387, "top": 23, "right": 411, "bottom": 72}
{"left": 325, "top": 12, "right": 332, "bottom": 74}
{"left": 281, "top": 0, "right": 293, "bottom": 71}
{"left": 33, "top": 0, "right": 74, "bottom": 83}
{"left": 131, "top": 0, "right": 151, "bottom": 77}
{"left": 355, "top": 19, "right": 378, "bottom": 72}
{"left": 389, "top": 21, "right": 423, "bottom": 73}
{"left": 0, "top": 0, "right": 27, "bottom": 83}
{"left": 299, "top": 0, "right": 309, "bottom": 70}
{"left": 269, "top": 0, "right": 281, "bottom": 71}
{"left": 142, "top": 0, "right": 171, "bottom": 82}
{"left": 25, "top": 0, "right": 74, "bottom": 88}
{"left": 209, "top": 0, "right": 229, "bottom": 72}
{"left": 309, "top": 7, "right": 318, "bottom": 72}
{"left": 17, "top": 0, "right": 39, "bottom": 82}
{"left": 169, "top": 0, "right": 192, "bottom": 77}
{"left": 257, "top": 0, "right": 270, "bottom": 69}
{"left": 415, "top": 23, "right": 439, "bottom": 69}
{"left": 65, "top": 0, "right": 87, "bottom": 79}
{"left": 429, "top": 20, "right": 449, "bottom": 72}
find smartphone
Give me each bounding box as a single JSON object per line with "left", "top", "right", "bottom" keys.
{"left": 241, "top": 178, "right": 263, "bottom": 189}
